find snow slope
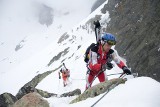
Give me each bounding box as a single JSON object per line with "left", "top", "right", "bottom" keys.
{"left": 0, "top": 0, "right": 160, "bottom": 107}
{"left": 0, "top": 0, "right": 96, "bottom": 75}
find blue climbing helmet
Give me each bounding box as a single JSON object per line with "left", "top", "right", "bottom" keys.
{"left": 101, "top": 33, "right": 116, "bottom": 45}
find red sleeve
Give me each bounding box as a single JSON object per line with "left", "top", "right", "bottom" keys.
{"left": 117, "top": 61, "right": 125, "bottom": 69}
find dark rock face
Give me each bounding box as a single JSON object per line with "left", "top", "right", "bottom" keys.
{"left": 47, "top": 47, "right": 70, "bottom": 66}
{"left": 57, "top": 32, "right": 69, "bottom": 44}
{"left": 0, "top": 93, "right": 17, "bottom": 107}
{"left": 102, "top": 0, "right": 160, "bottom": 82}
{"left": 15, "top": 40, "right": 25, "bottom": 51}
{"left": 91, "top": 0, "right": 106, "bottom": 12}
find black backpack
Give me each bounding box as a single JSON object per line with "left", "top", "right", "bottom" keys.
{"left": 84, "top": 43, "right": 98, "bottom": 63}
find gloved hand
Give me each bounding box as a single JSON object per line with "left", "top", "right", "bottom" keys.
{"left": 106, "top": 62, "right": 113, "bottom": 70}
{"left": 93, "top": 20, "right": 101, "bottom": 28}
{"left": 59, "top": 76, "right": 61, "bottom": 79}
{"left": 101, "top": 62, "right": 113, "bottom": 71}
{"left": 101, "top": 64, "right": 107, "bottom": 71}
{"left": 122, "top": 66, "right": 131, "bottom": 75}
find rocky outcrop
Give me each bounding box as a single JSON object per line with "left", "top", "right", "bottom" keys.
{"left": 60, "top": 89, "right": 81, "bottom": 97}
{"left": 101, "top": 0, "right": 160, "bottom": 82}
{"left": 36, "top": 88, "right": 57, "bottom": 98}
{"left": 0, "top": 93, "right": 17, "bottom": 107}
{"left": 16, "top": 85, "right": 57, "bottom": 98}
{"left": 13, "top": 92, "right": 49, "bottom": 107}
{"left": 1, "top": 61, "right": 82, "bottom": 106}
{"left": 57, "top": 32, "right": 69, "bottom": 44}
{"left": 16, "top": 65, "right": 61, "bottom": 99}
{"left": 91, "top": 0, "right": 106, "bottom": 12}
{"left": 70, "top": 78, "right": 126, "bottom": 104}
{"left": 47, "top": 47, "right": 70, "bottom": 66}
{"left": 0, "top": 88, "right": 81, "bottom": 107}
{"left": 0, "top": 66, "right": 62, "bottom": 106}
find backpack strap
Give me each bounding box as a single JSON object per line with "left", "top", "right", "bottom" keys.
{"left": 60, "top": 69, "right": 62, "bottom": 73}
{"left": 90, "top": 43, "right": 99, "bottom": 53}
{"left": 91, "top": 44, "right": 114, "bottom": 62}
{"left": 106, "top": 49, "right": 114, "bottom": 62}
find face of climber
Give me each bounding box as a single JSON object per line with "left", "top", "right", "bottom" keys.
{"left": 102, "top": 42, "right": 112, "bottom": 52}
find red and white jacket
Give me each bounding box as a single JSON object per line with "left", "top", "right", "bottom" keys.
{"left": 88, "top": 44, "right": 125, "bottom": 73}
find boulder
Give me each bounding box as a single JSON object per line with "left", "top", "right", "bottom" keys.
{"left": 13, "top": 92, "right": 49, "bottom": 107}
{"left": 16, "top": 65, "right": 61, "bottom": 99}
{"left": 0, "top": 92, "right": 17, "bottom": 107}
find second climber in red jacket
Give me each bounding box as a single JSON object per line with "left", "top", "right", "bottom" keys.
{"left": 59, "top": 67, "right": 70, "bottom": 87}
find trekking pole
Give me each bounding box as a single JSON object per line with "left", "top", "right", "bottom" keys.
{"left": 63, "top": 63, "right": 67, "bottom": 69}
{"left": 58, "top": 78, "right": 60, "bottom": 87}
{"left": 93, "top": 20, "right": 101, "bottom": 43}
{"left": 72, "top": 73, "right": 123, "bottom": 81}
{"left": 71, "top": 78, "right": 85, "bottom": 80}
{"left": 58, "top": 72, "right": 61, "bottom": 88}
{"left": 90, "top": 73, "right": 125, "bottom": 107}
{"left": 106, "top": 72, "right": 123, "bottom": 76}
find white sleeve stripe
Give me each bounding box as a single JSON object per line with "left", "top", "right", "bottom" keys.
{"left": 112, "top": 52, "right": 121, "bottom": 64}
{"left": 90, "top": 51, "right": 98, "bottom": 65}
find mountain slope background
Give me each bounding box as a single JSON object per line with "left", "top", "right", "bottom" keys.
{"left": 0, "top": 0, "right": 100, "bottom": 76}
{"left": 0, "top": 0, "right": 160, "bottom": 107}
{"left": 102, "top": 0, "right": 160, "bottom": 82}
{"left": 0, "top": 0, "right": 106, "bottom": 95}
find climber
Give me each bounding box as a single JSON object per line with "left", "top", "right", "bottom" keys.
{"left": 85, "top": 33, "right": 131, "bottom": 90}
{"left": 59, "top": 66, "right": 70, "bottom": 87}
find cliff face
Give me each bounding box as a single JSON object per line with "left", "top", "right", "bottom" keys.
{"left": 91, "top": 0, "right": 106, "bottom": 12}
{"left": 102, "top": 0, "right": 160, "bottom": 81}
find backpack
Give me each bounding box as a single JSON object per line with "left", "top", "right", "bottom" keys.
{"left": 84, "top": 43, "right": 98, "bottom": 63}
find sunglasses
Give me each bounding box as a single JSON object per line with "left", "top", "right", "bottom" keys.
{"left": 106, "top": 40, "right": 116, "bottom": 45}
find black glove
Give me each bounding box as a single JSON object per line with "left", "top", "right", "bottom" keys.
{"left": 122, "top": 66, "right": 131, "bottom": 75}
{"left": 93, "top": 20, "right": 101, "bottom": 28}
{"left": 106, "top": 62, "right": 113, "bottom": 70}
{"left": 101, "top": 62, "right": 113, "bottom": 71}
{"left": 59, "top": 76, "right": 61, "bottom": 79}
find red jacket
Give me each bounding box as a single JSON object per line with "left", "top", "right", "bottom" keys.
{"left": 88, "top": 44, "right": 125, "bottom": 73}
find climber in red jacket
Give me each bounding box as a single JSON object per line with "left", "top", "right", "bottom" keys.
{"left": 59, "top": 67, "right": 70, "bottom": 87}
{"left": 85, "top": 33, "right": 131, "bottom": 90}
